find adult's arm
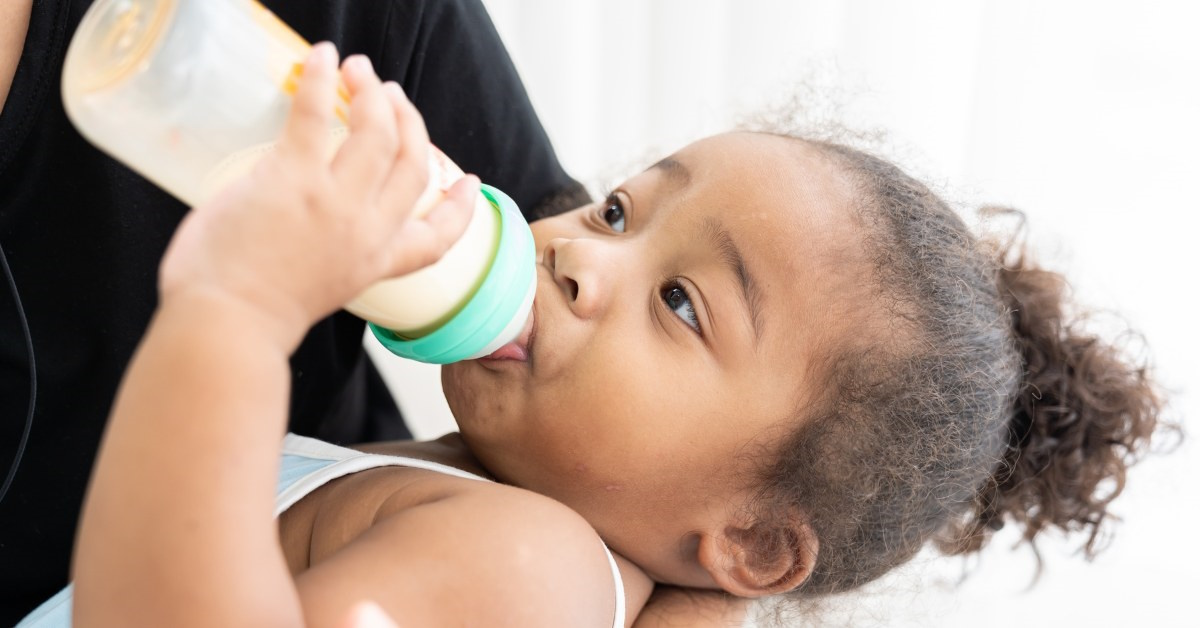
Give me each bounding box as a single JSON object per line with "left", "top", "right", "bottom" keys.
{"left": 633, "top": 587, "right": 749, "bottom": 628}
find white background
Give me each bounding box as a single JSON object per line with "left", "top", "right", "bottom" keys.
{"left": 371, "top": 1, "right": 1200, "bottom": 625}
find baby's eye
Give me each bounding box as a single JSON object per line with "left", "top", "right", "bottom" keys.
{"left": 601, "top": 194, "right": 626, "bottom": 233}
{"left": 661, "top": 282, "right": 700, "bottom": 333}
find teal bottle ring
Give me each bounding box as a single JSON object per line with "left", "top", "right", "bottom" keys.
{"left": 369, "top": 184, "right": 535, "bottom": 364}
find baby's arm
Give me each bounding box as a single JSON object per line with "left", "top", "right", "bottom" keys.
{"left": 70, "top": 43, "right": 472, "bottom": 627}
{"left": 73, "top": 286, "right": 303, "bottom": 627}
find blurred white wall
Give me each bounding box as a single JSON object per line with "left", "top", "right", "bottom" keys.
{"left": 374, "top": 1, "right": 1199, "bottom": 625}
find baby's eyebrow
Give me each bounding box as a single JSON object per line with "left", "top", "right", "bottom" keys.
{"left": 650, "top": 156, "right": 691, "bottom": 190}
{"left": 703, "top": 216, "right": 764, "bottom": 347}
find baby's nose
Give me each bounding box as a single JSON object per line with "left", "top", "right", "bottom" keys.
{"left": 541, "top": 237, "right": 613, "bottom": 319}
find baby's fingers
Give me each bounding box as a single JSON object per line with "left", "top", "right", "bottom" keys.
{"left": 376, "top": 82, "right": 432, "bottom": 221}
{"left": 278, "top": 42, "right": 339, "bottom": 160}
{"left": 382, "top": 175, "right": 478, "bottom": 279}
{"left": 331, "top": 56, "right": 398, "bottom": 197}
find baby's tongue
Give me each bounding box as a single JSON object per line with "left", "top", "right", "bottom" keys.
{"left": 483, "top": 309, "right": 534, "bottom": 361}
{"left": 485, "top": 341, "right": 526, "bottom": 361}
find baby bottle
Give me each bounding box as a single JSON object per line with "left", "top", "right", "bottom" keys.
{"left": 60, "top": 0, "right": 535, "bottom": 364}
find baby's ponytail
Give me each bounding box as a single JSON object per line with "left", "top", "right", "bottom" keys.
{"left": 941, "top": 211, "right": 1167, "bottom": 560}
{"left": 748, "top": 136, "right": 1171, "bottom": 600}
{"left": 754, "top": 137, "right": 1173, "bottom": 599}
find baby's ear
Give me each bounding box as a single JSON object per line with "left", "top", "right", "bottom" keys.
{"left": 697, "top": 516, "right": 817, "bottom": 597}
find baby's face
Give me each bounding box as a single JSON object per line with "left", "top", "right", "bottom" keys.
{"left": 442, "top": 132, "right": 866, "bottom": 586}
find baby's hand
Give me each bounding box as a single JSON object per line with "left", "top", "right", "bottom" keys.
{"left": 159, "top": 42, "right": 475, "bottom": 347}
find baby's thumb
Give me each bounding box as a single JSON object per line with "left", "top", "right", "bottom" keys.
{"left": 337, "top": 601, "right": 401, "bottom": 628}
{"left": 382, "top": 174, "right": 478, "bottom": 279}
{"left": 428, "top": 173, "right": 479, "bottom": 245}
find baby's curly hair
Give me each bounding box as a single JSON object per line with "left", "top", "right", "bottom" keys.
{"left": 748, "top": 136, "right": 1170, "bottom": 598}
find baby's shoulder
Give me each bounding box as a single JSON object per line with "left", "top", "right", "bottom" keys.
{"left": 300, "top": 452, "right": 624, "bottom": 626}
{"left": 393, "top": 474, "right": 614, "bottom": 583}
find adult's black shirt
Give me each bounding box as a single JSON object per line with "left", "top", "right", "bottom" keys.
{"left": 0, "top": 0, "right": 588, "bottom": 622}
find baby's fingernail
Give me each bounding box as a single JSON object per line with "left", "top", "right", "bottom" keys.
{"left": 344, "top": 55, "right": 373, "bottom": 77}
{"left": 310, "top": 42, "right": 337, "bottom": 70}
{"left": 456, "top": 174, "right": 480, "bottom": 193}
{"left": 383, "top": 81, "right": 404, "bottom": 99}
{"left": 463, "top": 175, "right": 482, "bottom": 199}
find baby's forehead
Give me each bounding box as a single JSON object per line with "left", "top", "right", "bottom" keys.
{"left": 668, "top": 133, "right": 864, "bottom": 259}
{"left": 671, "top": 133, "right": 856, "bottom": 211}
{"left": 672, "top": 132, "right": 828, "bottom": 171}
{"left": 667, "top": 132, "right": 877, "bottom": 352}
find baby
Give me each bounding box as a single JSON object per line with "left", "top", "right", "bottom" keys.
{"left": 21, "top": 43, "right": 1166, "bottom": 627}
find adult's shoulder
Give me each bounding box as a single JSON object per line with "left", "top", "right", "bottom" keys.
{"left": 259, "top": 0, "right": 496, "bottom": 64}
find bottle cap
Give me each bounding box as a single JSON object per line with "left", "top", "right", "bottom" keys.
{"left": 369, "top": 185, "right": 536, "bottom": 364}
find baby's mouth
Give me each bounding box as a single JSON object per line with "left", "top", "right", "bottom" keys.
{"left": 481, "top": 305, "right": 536, "bottom": 362}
